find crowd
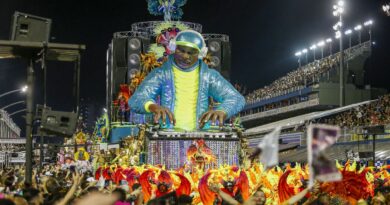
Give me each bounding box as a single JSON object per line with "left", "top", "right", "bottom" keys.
{"left": 0, "top": 144, "right": 25, "bottom": 153}
{"left": 0, "top": 161, "right": 390, "bottom": 205}
{"left": 319, "top": 94, "right": 390, "bottom": 128}
{"left": 245, "top": 56, "right": 339, "bottom": 104}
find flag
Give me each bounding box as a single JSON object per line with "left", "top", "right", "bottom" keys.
{"left": 308, "top": 124, "right": 342, "bottom": 188}
{"left": 258, "top": 126, "right": 281, "bottom": 169}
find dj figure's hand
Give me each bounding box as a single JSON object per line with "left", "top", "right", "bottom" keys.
{"left": 199, "top": 110, "right": 227, "bottom": 129}
{"left": 148, "top": 104, "right": 176, "bottom": 125}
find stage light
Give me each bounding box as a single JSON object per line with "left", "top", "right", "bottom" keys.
{"left": 317, "top": 41, "right": 325, "bottom": 47}
{"left": 309, "top": 45, "right": 317, "bottom": 50}
{"left": 345, "top": 29, "right": 352, "bottom": 35}
{"left": 338, "top": 0, "right": 344, "bottom": 7}
{"left": 333, "top": 21, "right": 342, "bottom": 30}
{"left": 326, "top": 38, "right": 333, "bottom": 43}
{"left": 295, "top": 51, "right": 302, "bottom": 56}
{"left": 335, "top": 31, "right": 341, "bottom": 39}
{"left": 302, "top": 49, "right": 308, "bottom": 53}
{"left": 354, "top": 25, "right": 362, "bottom": 31}
{"left": 384, "top": 4, "right": 390, "bottom": 15}
{"left": 364, "top": 20, "right": 373, "bottom": 26}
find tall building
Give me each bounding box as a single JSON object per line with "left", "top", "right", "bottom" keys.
{"left": 0, "top": 109, "right": 21, "bottom": 138}
{"left": 79, "top": 98, "right": 102, "bottom": 133}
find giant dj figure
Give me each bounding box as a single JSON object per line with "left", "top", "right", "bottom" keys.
{"left": 129, "top": 30, "right": 245, "bottom": 131}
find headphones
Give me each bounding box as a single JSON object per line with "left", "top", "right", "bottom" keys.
{"left": 168, "top": 30, "right": 208, "bottom": 59}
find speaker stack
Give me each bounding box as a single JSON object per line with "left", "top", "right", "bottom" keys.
{"left": 110, "top": 33, "right": 150, "bottom": 97}
{"left": 203, "top": 34, "right": 231, "bottom": 80}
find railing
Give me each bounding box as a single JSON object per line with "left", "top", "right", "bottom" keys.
{"left": 244, "top": 41, "right": 371, "bottom": 105}
{"left": 131, "top": 21, "right": 203, "bottom": 36}
{"left": 241, "top": 98, "right": 320, "bottom": 121}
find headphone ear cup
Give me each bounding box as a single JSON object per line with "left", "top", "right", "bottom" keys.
{"left": 199, "top": 47, "right": 208, "bottom": 59}
{"left": 168, "top": 40, "right": 176, "bottom": 53}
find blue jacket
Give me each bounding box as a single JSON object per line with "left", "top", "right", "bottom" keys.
{"left": 128, "top": 55, "right": 246, "bottom": 129}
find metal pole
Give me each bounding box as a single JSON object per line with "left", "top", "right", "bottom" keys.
{"left": 76, "top": 54, "right": 81, "bottom": 113}
{"left": 9, "top": 108, "right": 27, "bottom": 116}
{"left": 358, "top": 31, "right": 361, "bottom": 44}
{"left": 313, "top": 50, "right": 316, "bottom": 60}
{"left": 42, "top": 44, "right": 47, "bottom": 170}
{"left": 40, "top": 136, "right": 44, "bottom": 168}
{"left": 25, "top": 59, "right": 34, "bottom": 184}
{"left": 0, "top": 89, "right": 21, "bottom": 99}
{"left": 330, "top": 43, "right": 333, "bottom": 55}
{"left": 373, "top": 134, "right": 376, "bottom": 164}
{"left": 349, "top": 36, "right": 351, "bottom": 48}
{"left": 339, "top": 14, "right": 345, "bottom": 107}
{"left": 1, "top": 101, "right": 25, "bottom": 110}
{"left": 305, "top": 53, "right": 308, "bottom": 64}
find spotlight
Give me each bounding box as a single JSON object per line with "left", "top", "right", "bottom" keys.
{"left": 354, "top": 25, "right": 362, "bottom": 31}
{"left": 302, "top": 49, "right": 308, "bottom": 53}
{"left": 345, "top": 29, "right": 352, "bottom": 35}
{"left": 364, "top": 20, "right": 373, "bottom": 26}
{"left": 317, "top": 41, "right": 325, "bottom": 47}
{"left": 383, "top": 4, "right": 390, "bottom": 16}
{"left": 335, "top": 31, "right": 341, "bottom": 39}
{"left": 295, "top": 51, "right": 302, "bottom": 56}
{"left": 326, "top": 38, "right": 333, "bottom": 43}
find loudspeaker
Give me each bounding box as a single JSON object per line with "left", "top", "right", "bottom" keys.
{"left": 111, "top": 36, "right": 150, "bottom": 97}
{"left": 35, "top": 104, "right": 51, "bottom": 120}
{"left": 112, "top": 38, "right": 128, "bottom": 95}
{"left": 40, "top": 108, "right": 78, "bottom": 136}
{"left": 206, "top": 39, "right": 231, "bottom": 80}
{"left": 10, "top": 11, "right": 52, "bottom": 42}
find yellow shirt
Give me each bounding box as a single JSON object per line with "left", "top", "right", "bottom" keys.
{"left": 173, "top": 66, "right": 199, "bottom": 131}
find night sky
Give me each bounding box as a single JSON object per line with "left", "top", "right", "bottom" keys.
{"left": 1, "top": 0, "right": 389, "bottom": 135}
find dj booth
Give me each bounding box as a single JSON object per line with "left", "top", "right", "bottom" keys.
{"left": 144, "top": 129, "right": 241, "bottom": 169}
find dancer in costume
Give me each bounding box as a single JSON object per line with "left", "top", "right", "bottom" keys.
{"left": 129, "top": 30, "right": 245, "bottom": 131}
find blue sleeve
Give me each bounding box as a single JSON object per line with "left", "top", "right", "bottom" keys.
{"left": 128, "top": 68, "right": 163, "bottom": 114}
{"left": 208, "top": 69, "right": 246, "bottom": 119}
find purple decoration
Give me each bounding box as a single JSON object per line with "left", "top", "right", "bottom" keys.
{"left": 147, "top": 139, "right": 239, "bottom": 169}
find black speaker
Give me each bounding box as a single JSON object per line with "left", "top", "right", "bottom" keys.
{"left": 40, "top": 108, "right": 78, "bottom": 136}
{"left": 111, "top": 36, "right": 150, "bottom": 97}
{"left": 112, "top": 38, "right": 128, "bottom": 95}
{"left": 206, "top": 39, "right": 231, "bottom": 80}
{"left": 10, "top": 11, "right": 52, "bottom": 42}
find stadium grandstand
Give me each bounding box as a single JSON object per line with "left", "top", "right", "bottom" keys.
{"left": 240, "top": 40, "right": 387, "bottom": 128}
{"left": 244, "top": 94, "right": 390, "bottom": 164}
{"left": 240, "top": 39, "right": 390, "bottom": 165}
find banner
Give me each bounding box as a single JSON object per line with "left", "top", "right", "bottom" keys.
{"left": 0, "top": 138, "right": 26, "bottom": 144}
{"left": 308, "top": 124, "right": 341, "bottom": 187}
{"left": 257, "top": 126, "right": 281, "bottom": 169}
